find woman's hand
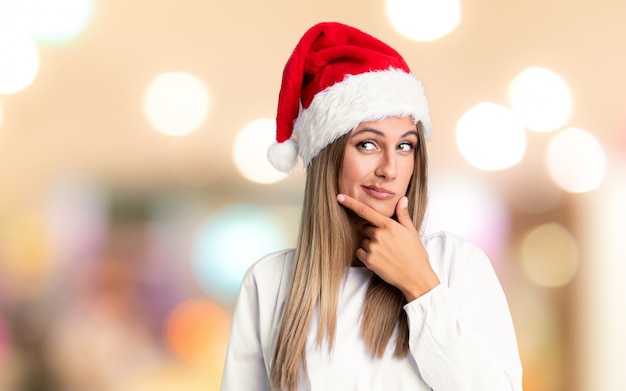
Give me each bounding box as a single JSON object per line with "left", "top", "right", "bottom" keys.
{"left": 337, "top": 194, "right": 440, "bottom": 301}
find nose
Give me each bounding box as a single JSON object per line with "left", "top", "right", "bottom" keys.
{"left": 375, "top": 150, "right": 397, "bottom": 179}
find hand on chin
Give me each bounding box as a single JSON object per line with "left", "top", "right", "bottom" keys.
{"left": 357, "top": 196, "right": 398, "bottom": 219}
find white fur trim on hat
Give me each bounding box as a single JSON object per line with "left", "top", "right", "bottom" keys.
{"left": 267, "top": 138, "right": 299, "bottom": 173}
{"left": 294, "top": 67, "right": 431, "bottom": 167}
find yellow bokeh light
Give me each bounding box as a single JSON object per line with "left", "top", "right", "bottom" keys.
{"left": 521, "top": 223, "right": 579, "bottom": 287}
{"left": 546, "top": 127, "right": 607, "bottom": 193}
{"left": 144, "top": 72, "right": 210, "bottom": 137}
{"left": 0, "top": 210, "right": 55, "bottom": 290}
{"left": 456, "top": 102, "right": 527, "bottom": 171}
{"left": 0, "top": 27, "right": 40, "bottom": 94}
{"left": 232, "top": 118, "right": 288, "bottom": 184}
{"left": 386, "top": 0, "right": 461, "bottom": 42}
{"left": 509, "top": 67, "right": 573, "bottom": 132}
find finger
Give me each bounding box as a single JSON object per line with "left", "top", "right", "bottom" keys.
{"left": 336, "top": 194, "right": 387, "bottom": 227}
{"left": 355, "top": 247, "right": 369, "bottom": 264}
{"left": 395, "top": 196, "right": 414, "bottom": 229}
{"left": 361, "top": 238, "right": 372, "bottom": 252}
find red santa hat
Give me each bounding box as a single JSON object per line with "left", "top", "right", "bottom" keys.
{"left": 267, "top": 21, "right": 432, "bottom": 173}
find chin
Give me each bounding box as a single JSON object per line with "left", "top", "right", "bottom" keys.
{"left": 366, "top": 201, "right": 396, "bottom": 218}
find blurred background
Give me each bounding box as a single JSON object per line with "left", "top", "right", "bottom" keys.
{"left": 0, "top": 0, "right": 625, "bottom": 390}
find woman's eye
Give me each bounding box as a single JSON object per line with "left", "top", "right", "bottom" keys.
{"left": 397, "top": 142, "right": 414, "bottom": 152}
{"left": 356, "top": 141, "right": 377, "bottom": 151}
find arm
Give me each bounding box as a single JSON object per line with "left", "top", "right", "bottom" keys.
{"left": 336, "top": 195, "right": 522, "bottom": 390}
{"left": 406, "top": 236, "right": 523, "bottom": 391}
{"left": 221, "top": 269, "right": 272, "bottom": 391}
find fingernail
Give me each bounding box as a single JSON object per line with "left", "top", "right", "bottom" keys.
{"left": 337, "top": 194, "right": 345, "bottom": 203}
{"left": 400, "top": 196, "right": 408, "bottom": 208}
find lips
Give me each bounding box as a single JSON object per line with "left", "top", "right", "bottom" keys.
{"left": 362, "top": 185, "right": 396, "bottom": 200}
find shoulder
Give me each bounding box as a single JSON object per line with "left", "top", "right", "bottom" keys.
{"left": 240, "top": 248, "right": 296, "bottom": 292}
{"left": 421, "top": 231, "right": 492, "bottom": 284}
{"left": 245, "top": 248, "right": 295, "bottom": 276}
{"left": 422, "top": 231, "right": 485, "bottom": 258}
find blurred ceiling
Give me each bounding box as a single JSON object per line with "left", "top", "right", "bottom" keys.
{"left": 1, "top": 0, "right": 625, "bottom": 209}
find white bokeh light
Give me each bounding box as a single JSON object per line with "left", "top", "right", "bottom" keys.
{"left": 233, "top": 118, "right": 288, "bottom": 184}
{"left": 456, "top": 102, "right": 527, "bottom": 171}
{"left": 509, "top": 67, "right": 573, "bottom": 132}
{"left": 7, "top": 0, "right": 95, "bottom": 44}
{"left": 385, "top": 0, "right": 461, "bottom": 42}
{"left": 144, "top": 72, "right": 210, "bottom": 137}
{"left": 546, "top": 127, "right": 607, "bottom": 193}
{"left": 0, "top": 27, "right": 40, "bottom": 94}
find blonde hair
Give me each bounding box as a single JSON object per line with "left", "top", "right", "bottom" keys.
{"left": 270, "top": 122, "right": 429, "bottom": 390}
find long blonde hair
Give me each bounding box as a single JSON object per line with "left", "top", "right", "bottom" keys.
{"left": 270, "top": 122, "right": 429, "bottom": 390}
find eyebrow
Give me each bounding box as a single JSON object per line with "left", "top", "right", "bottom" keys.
{"left": 351, "top": 127, "right": 419, "bottom": 139}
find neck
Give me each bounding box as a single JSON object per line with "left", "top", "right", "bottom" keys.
{"left": 347, "top": 213, "right": 367, "bottom": 266}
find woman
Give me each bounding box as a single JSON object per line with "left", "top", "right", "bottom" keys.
{"left": 221, "top": 22, "right": 523, "bottom": 390}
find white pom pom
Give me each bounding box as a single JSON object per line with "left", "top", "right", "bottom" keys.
{"left": 267, "top": 139, "right": 299, "bottom": 173}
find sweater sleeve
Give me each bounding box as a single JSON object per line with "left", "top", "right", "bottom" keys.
{"left": 404, "top": 234, "right": 523, "bottom": 391}
{"left": 220, "top": 266, "right": 272, "bottom": 391}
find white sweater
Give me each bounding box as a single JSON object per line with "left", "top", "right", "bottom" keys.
{"left": 221, "top": 231, "right": 523, "bottom": 390}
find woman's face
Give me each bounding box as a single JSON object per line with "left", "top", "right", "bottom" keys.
{"left": 338, "top": 116, "right": 417, "bottom": 218}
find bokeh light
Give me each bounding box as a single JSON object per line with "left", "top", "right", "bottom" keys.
{"left": 45, "top": 177, "right": 107, "bottom": 266}
{"left": 0, "top": 27, "right": 40, "bottom": 94}
{"left": 385, "top": 0, "right": 461, "bottom": 41}
{"left": 521, "top": 223, "right": 579, "bottom": 287}
{"left": 456, "top": 102, "right": 527, "bottom": 171}
{"left": 546, "top": 127, "right": 607, "bottom": 193}
{"left": 509, "top": 67, "right": 573, "bottom": 132}
{"left": 424, "top": 172, "right": 510, "bottom": 262}
{"left": 12, "top": 0, "right": 95, "bottom": 44}
{"left": 0, "top": 209, "right": 55, "bottom": 286}
{"left": 192, "top": 204, "right": 289, "bottom": 304}
{"left": 232, "top": 118, "right": 288, "bottom": 184}
{"left": 144, "top": 72, "right": 210, "bottom": 136}
{"left": 164, "top": 298, "right": 230, "bottom": 369}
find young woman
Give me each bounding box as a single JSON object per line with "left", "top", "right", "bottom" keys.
{"left": 221, "top": 22, "right": 523, "bottom": 390}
